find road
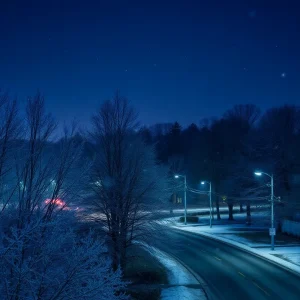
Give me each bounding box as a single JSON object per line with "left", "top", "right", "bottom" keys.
{"left": 155, "top": 229, "right": 300, "bottom": 300}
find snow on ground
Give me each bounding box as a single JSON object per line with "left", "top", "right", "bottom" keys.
{"left": 198, "top": 211, "right": 271, "bottom": 226}
{"left": 156, "top": 206, "right": 270, "bottom": 227}
{"left": 259, "top": 247, "right": 300, "bottom": 266}
{"left": 138, "top": 241, "right": 198, "bottom": 285}
{"left": 136, "top": 241, "right": 206, "bottom": 299}
{"left": 174, "top": 223, "right": 266, "bottom": 234}
{"left": 167, "top": 204, "right": 269, "bottom": 215}
{"left": 171, "top": 224, "right": 300, "bottom": 275}
{"left": 217, "top": 233, "right": 267, "bottom": 246}
{"left": 160, "top": 286, "right": 205, "bottom": 300}
{"left": 278, "top": 253, "right": 300, "bottom": 266}
{"left": 156, "top": 217, "right": 179, "bottom": 226}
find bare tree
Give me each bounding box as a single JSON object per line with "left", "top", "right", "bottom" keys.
{"left": 14, "top": 93, "right": 57, "bottom": 226}
{"left": 258, "top": 105, "right": 300, "bottom": 219}
{"left": 0, "top": 93, "right": 20, "bottom": 212}
{"left": 0, "top": 93, "right": 127, "bottom": 299}
{"left": 224, "top": 104, "right": 261, "bottom": 127}
{"left": 89, "top": 92, "right": 170, "bottom": 270}
{"left": 222, "top": 104, "right": 261, "bottom": 215}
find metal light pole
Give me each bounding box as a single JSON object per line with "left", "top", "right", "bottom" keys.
{"left": 209, "top": 182, "right": 212, "bottom": 228}
{"left": 270, "top": 174, "right": 274, "bottom": 250}
{"left": 175, "top": 174, "right": 187, "bottom": 225}
{"left": 254, "top": 171, "right": 275, "bottom": 250}
{"left": 184, "top": 175, "right": 187, "bottom": 225}
{"left": 201, "top": 181, "right": 212, "bottom": 228}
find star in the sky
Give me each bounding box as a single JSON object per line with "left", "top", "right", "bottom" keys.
{"left": 281, "top": 72, "right": 286, "bottom": 78}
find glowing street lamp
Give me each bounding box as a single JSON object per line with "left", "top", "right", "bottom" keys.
{"left": 175, "top": 174, "right": 187, "bottom": 225}
{"left": 254, "top": 171, "right": 275, "bottom": 250}
{"left": 201, "top": 181, "right": 212, "bottom": 228}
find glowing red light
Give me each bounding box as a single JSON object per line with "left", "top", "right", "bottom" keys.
{"left": 44, "top": 198, "right": 66, "bottom": 207}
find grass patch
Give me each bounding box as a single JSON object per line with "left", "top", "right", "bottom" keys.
{"left": 129, "top": 288, "right": 161, "bottom": 300}
{"left": 179, "top": 216, "right": 199, "bottom": 223}
{"left": 125, "top": 244, "right": 168, "bottom": 300}
{"left": 124, "top": 244, "right": 168, "bottom": 284}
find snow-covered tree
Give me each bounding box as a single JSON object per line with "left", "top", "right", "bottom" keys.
{"left": 0, "top": 93, "right": 128, "bottom": 300}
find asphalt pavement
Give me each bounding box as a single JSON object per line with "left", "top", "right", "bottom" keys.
{"left": 155, "top": 229, "right": 300, "bottom": 300}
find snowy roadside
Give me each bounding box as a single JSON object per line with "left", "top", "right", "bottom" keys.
{"left": 160, "top": 286, "right": 204, "bottom": 300}
{"left": 157, "top": 210, "right": 271, "bottom": 227}
{"left": 172, "top": 224, "right": 300, "bottom": 275}
{"left": 136, "top": 242, "right": 207, "bottom": 300}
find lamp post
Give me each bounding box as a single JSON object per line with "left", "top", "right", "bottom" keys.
{"left": 201, "top": 181, "right": 212, "bottom": 228}
{"left": 254, "top": 171, "right": 275, "bottom": 250}
{"left": 175, "top": 174, "right": 187, "bottom": 225}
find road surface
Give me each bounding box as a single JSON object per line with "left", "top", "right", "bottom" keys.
{"left": 155, "top": 229, "right": 300, "bottom": 299}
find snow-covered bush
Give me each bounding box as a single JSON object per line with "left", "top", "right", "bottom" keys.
{"left": 0, "top": 210, "right": 128, "bottom": 300}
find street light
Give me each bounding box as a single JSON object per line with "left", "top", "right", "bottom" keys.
{"left": 254, "top": 171, "right": 275, "bottom": 250}
{"left": 175, "top": 174, "right": 187, "bottom": 225}
{"left": 201, "top": 181, "right": 212, "bottom": 228}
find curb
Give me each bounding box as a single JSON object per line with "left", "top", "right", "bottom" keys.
{"left": 174, "top": 228, "right": 300, "bottom": 279}
{"left": 138, "top": 243, "right": 211, "bottom": 300}
{"left": 161, "top": 250, "right": 211, "bottom": 300}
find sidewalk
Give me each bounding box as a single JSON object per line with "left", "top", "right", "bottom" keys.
{"left": 170, "top": 222, "right": 300, "bottom": 276}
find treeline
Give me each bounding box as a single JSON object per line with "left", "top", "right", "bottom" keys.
{"left": 139, "top": 104, "right": 300, "bottom": 222}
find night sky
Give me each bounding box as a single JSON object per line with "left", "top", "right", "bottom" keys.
{"left": 1, "top": 0, "right": 300, "bottom": 128}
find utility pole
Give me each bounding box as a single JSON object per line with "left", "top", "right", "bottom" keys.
{"left": 209, "top": 182, "right": 212, "bottom": 228}
{"left": 271, "top": 174, "right": 274, "bottom": 250}
{"left": 254, "top": 171, "right": 275, "bottom": 250}
{"left": 201, "top": 181, "right": 212, "bottom": 228}
{"left": 175, "top": 174, "right": 187, "bottom": 225}
{"left": 184, "top": 175, "right": 187, "bottom": 225}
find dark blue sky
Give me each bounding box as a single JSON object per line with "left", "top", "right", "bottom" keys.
{"left": 1, "top": 0, "right": 300, "bottom": 127}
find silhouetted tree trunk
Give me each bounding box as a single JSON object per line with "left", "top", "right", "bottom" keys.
{"left": 228, "top": 203, "right": 234, "bottom": 220}
{"left": 240, "top": 203, "right": 244, "bottom": 212}
{"left": 246, "top": 203, "right": 251, "bottom": 225}
{"left": 216, "top": 196, "right": 221, "bottom": 220}
{"left": 246, "top": 203, "right": 251, "bottom": 217}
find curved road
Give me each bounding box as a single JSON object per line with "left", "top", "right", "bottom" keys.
{"left": 156, "top": 229, "right": 300, "bottom": 299}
